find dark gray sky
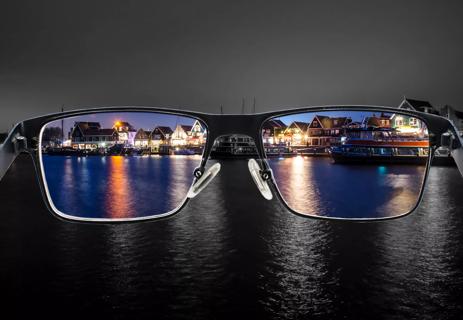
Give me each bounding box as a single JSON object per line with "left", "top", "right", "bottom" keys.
{"left": 1, "top": 0, "right": 463, "bottom": 131}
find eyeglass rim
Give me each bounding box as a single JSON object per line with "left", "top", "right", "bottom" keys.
{"left": 4, "top": 105, "right": 457, "bottom": 223}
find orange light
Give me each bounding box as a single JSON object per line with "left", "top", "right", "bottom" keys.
{"left": 115, "top": 121, "right": 121, "bottom": 126}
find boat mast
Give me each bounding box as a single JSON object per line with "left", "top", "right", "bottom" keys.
{"left": 61, "top": 105, "right": 64, "bottom": 146}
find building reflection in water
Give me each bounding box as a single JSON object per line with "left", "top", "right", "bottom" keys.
{"left": 105, "top": 156, "right": 132, "bottom": 219}
{"left": 43, "top": 155, "right": 202, "bottom": 219}
{"left": 269, "top": 157, "right": 426, "bottom": 219}
{"left": 280, "top": 155, "right": 322, "bottom": 215}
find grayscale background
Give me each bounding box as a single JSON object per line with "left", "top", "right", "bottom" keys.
{"left": 1, "top": 0, "right": 462, "bottom": 130}
{"left": 2, "top": 1, "right": 463, "bottom": 319}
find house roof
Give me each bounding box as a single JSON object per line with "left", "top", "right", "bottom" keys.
{"left": 152, "top": 126, "right": 173, "bottom": 138}
{"left": 75, "top": 121, "right": 101, "bottom": 130}
{"left": 71, "top": 122, "right": 116, "bottom": 137}
{"left": 363, "top": 115, "right": 390, "bottom": 127}
{"left": 180, "top": 125, "right": 193, "bottom": 132}
{"left": 82, "top": 128, "right": 116, "bottom": 136}
{"left": 263, "top": 119, "right": 287, "bottom": 130}
{"left": 288, "top": 121, "right": 309, "bottom": 132}
{"left": 401, "top": 98, "right": 439, "bottom": 114}
{"left": 135, "top": 129, "right": 150, "bottom": 139}
{"left": 404, "top": 98, "right": 433, "bottom": 110}
{"left": 310, "top": 116, "right": 349, "bottom": 129}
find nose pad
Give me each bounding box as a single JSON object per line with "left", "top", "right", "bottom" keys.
{"left": 187, "top": 163, "right": 221, "bottom": 198}
{"left": 248, "top": 158, "right": 273, "bottom": 200}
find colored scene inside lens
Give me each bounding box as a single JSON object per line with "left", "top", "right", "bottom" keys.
{"left": 263, "top": 110, "right": 429, "bottom": 218}
{"left": 40, "top": 112, "right": 206, "bottom": 219}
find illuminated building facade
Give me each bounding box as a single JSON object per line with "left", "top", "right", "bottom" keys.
{"left": 70, "top": 122, "right": 118, "bottom": 150}
{"left": 113, "top": 121, "right": 137, "bottom": 145}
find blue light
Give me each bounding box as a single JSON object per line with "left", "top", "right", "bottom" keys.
{"left": 378, "top": 166, "right": 387, "bottom": 174}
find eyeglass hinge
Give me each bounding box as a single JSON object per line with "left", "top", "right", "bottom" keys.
{"left": 12, "top": 134, "right": 28, "bottom": 152}
{"left": 193, "top": 167, "right": 205, "bottom": 179}
{"left": 260, "top": 169, "right": 272, "bottom": 181}
{"left": 441, "top": 131, "right": 459, "bottom": 150}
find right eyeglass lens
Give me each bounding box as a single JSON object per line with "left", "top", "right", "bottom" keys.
{"left": 262, "top": 110, "right": 430, "bottom": 219}
{"left": 39, "top": 111, "right": 207, "bottom": 221}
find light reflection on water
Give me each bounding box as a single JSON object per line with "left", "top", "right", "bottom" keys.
{"left": 269, "top": 157, "right": 426, "bottom": 218}
{"left": 42, "top": 155, "right": 202, "bottom": 218}
{"left": 2, "top": 156, "right": 463, "bottom": 319}
{"left": 44, "top": 155, "right": 427, "bottom": 220}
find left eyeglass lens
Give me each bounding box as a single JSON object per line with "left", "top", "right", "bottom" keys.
{"left": 40, "top": 112, "right": 207, "bottom": 220}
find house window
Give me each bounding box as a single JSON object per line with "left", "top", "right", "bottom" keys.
{"left": 409, "top": 117, "right": 418, "bottom": 126}
{"left": 395, "top": 118, "right": 403, "bottom": 127}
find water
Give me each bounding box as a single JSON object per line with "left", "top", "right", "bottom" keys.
{"left": 42, "top": 155, "right": 203, "bottom": 218}
{"left": 268, "top": 156, "right": 425, "bottom": 218}
{"left": 42, "top": 155, "right": 426, "bottom": 219}
{"left": 1, "top": 155, "right": 463, "bottom": 319}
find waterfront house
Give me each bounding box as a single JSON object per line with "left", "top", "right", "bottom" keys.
{"left": 307, "top": 116, "right": 350, "bottom": 147}
{"left": 189, "top": 120, "right": 207, "bottom": 145}
{"left": 362, "top": 113, "right": 391, "bottom": 129}
{"left": 150, "top": 126, "right": 173, "bottom": 153}
{"left": 262, "top": 119, "right": 287, "bottom": 145}
{"left": 284, "top": 121, "right": 309, "bottom": 146}
{"left": 171, "top": 124, "right": 193, "bottom": 146}
{"left": 70, "top": 122, "right": 118, "bottom": 150}
{"left": 390, "top": 112, "right": 426, "bottom": 137}
{"left": 134, "top": 129, "right": 151, "bottom": 147}
{"left": 113, "top": 121, "right": 137, "bottom": 146}
{"left": 398, "top": 97, "right": 440, "bottom": 115}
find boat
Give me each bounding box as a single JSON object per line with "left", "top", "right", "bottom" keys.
{"left": 172, "top": 148, "right": 195, "bottom": 155}
{"left": 44, "top": 147, "right": 84, "bottom": 156}
{"left": 210, "top": 134, "right": 258, "bottom": 159}
{"left": 330, "top": 128, "right": 429, "bottom": 165}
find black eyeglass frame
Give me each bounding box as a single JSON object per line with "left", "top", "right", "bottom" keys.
{"left": 1, "top": 105, "right": 462, "bottom": 223}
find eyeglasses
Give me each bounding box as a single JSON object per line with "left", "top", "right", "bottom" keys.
{"left": 1, "top": 106, "right": 462, "bottom": 222}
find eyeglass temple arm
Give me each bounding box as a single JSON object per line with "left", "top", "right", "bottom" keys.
{"left": 0, "top": 122, "right": 26, "bottom": 181}
{"left": 444, "top": 120, "right": 463, "bottom": 178}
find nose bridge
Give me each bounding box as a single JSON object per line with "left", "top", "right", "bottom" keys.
{"left": 206, "top": 114, "right": 262, "bottom": 138}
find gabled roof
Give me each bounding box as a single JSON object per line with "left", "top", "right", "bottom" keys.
{"left": 263, "top": 119, "right": 287, "bottom": 130}
{"left": 75, "top": 121, "right": 101, "bottom": 131}
{"left": 363, "top": 115, "right": 390, "bottom": 127}
{"left": 404, "top": 98, "right": 433, "bottom": 110}
{"left": 134, "top": 129, "right": 150, "bottom": 139}
{"left": 71, "top": 122, "right": 116, "bottom": 137}
{"left": 180, "top": 125, "right": 193, "bottom": 132}
{"left": 400, "top": 98, "right": 439, "bottom": 114}
{"left": 287, "top": 121, "right": 309, "bottom": 132}
{"left": 310, "top": 116, "right": 349, "bottom": 129}
{"left": 80, "top": 128, "right": 116, "bottom": 136}
{"left": 329, "top": 117, "right": 350, "bottom": 128}
{"left": 192, "top": 120, "right": 206, "bottom": 130}
{"left": 152, "top": 126, "right": 173, "bottom": 138}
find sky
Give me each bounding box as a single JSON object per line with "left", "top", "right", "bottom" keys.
{"left": 1, "top": 0, "right": 463, "bottom": 131}
{"left": 46, "top": 112, "right": 196, "bottom": 135}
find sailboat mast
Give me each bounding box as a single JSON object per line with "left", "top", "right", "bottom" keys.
{"left": 61, "top": 105, "right": 64, "bottom": 146}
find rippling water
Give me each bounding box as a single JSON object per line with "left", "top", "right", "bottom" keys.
{"left": 268, "top": 156, "right": 425, "bottom": 218}
{"left": 42, "top": 155, "right": 203, "bottom": 218}
{"left": 1, "top": 155, "right": 463, "bottom": 319}
{"left": 42, "top": 155, "right": 425, "bottom": 220}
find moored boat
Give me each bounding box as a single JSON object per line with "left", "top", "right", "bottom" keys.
{"left": 330, "top": 128, "right": 429, "bottom": 165}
